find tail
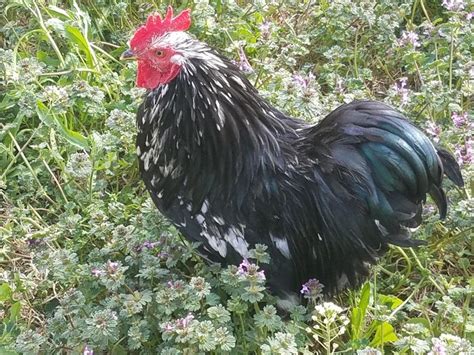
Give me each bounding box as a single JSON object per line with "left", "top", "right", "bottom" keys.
{"left": 436, "top": 148, "right": 464, "bottom": 188}
{"left": 428, "top": 148, "right": 464, "bottom": 219}
{"left": 307, "top": 100, "right": 463, "bottom": 292}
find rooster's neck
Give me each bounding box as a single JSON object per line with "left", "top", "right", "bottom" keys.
{"left": 136, "top": 50, "right": 294, "bottom": 208}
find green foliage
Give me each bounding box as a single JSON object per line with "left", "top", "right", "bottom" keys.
{"left": 0, "top": 0, "right": 472, "bottom": 353}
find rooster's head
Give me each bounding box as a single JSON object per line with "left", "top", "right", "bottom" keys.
{"left": 121, "top": 7, "right": 193, "bottom": 89}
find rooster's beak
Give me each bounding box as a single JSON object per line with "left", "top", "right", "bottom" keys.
{"left": 120, "top": 49, "right": 136, "bottom": 61}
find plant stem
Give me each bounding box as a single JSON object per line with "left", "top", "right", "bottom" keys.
{"left": 448, "top": 28, "right": 458, "bottom": 91}
{"left": 28, "top": 0, "right": 65, "bottom": 66}
{"left": 409, "top": 248, "right": 446, "bottom": 295}
{"left": 353, "top": 27, "right": 359, "bottom": 79}
{"left": 42, "top": 159, "right": 69, "bottom": 203}
{"left": 419, "top": 0, "right": 432, "bottom": 24}
{"left": 8, "top": 131, "right": 56, "bottom": 204}
{"left": 239, "top": 314, "right": 247, "bottom": 351}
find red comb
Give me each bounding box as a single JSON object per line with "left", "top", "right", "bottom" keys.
{"left": 130, "top": 6, "right": 191, "bottom": 49}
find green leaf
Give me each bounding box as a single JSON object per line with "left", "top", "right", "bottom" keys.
{"left": 48, "top": 5, "right": 73, "bottom": 19}
{"left": 359, "top": 282, "right": 371, "bottom": 318}
{"left": 351, "top": 307, "right": 361, "bottom": 338}
{"left": 111, "top": 344, "right": 128, "bottom": 355}
{"left": 378, "top": 294, "right": 403, "bottom": 310}
{"left": 0, "top": 347, "right": 17, "bottom": 355}
{"left": 370, "top": 322, "right": 398, "bottom": 347}
{"left": 64, "top": 25, "right": 97, "bottom": 68}
{"left": 205, "top": 292, "right": 221, "bottom": 306}
{"left": 9, "top": 302, "right": 21, "bottom": 321}
{"left": 234, "top": 27, "right": 257, "bottom": 44}
{"left": 215, "top": 0, "right": 223, "bottom": 15}
{"left": 406, "top": 318, "right": 431, "bottom": 330}
{"left": 36, "top": 101, "right": 89, "bottom": 150}
{"left": 351, "top": 282, "right": 371, "bottom": 340}
{"left": 0, "top": 283, "right": 12, "bottom": 302}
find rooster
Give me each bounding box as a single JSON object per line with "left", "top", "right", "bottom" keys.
{"left": 121, "top": 7, "right": 463, "bottom": 306}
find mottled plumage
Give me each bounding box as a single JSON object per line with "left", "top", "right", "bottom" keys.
{"left": 126, "top": 8, "right": 464, "bottom": 305}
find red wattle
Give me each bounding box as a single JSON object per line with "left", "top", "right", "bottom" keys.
{"left": 136, "top": 61, "right": 181, "bottom": 89}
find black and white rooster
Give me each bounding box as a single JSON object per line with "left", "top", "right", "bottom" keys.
{"left": 121, "top": 7, "right": 463, "bottom": 305}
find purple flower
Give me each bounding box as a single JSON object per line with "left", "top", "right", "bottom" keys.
{"left": 429, "top": 338, "right": 447, "bottom": 355}
{"left": 162, "top": 322, "right": 175, "bottom": 332}
{"left": 237, "top": 47, "right": 253, "bottom": 73}
{"left": 142, "top": 241, "right": 158, "bottom": 249}
{"left": 292, "top": 72, "right": 315, "bottom": 91}
{"left": 423, "top": 204, "right": 437, "bottom": 215}
{"left": 426, "top": 121, "right": 441, "bottom": 142}
{"left": 259, "top": 21, "right": 271, "bottom": 39}
{"left": 157, "top": 251, "right": 169, "bottom": 259}
{"left": 106, "top": 260, "right": 119, "bottom": 274}
{"left": 161, "top": 313, "right": 195, "bottom": 333}
{"left": 176, "top": 313, "right": 194, "bottom": 329}
{"left": 442, "top": 0, "right": 466, "bottom": 11}
{"left": 467, "top": 12, "right": 474, "bottom": 20}
{"left": 398, "top": 31, "right": 421, "bottom": 48}
{"left": 26, "top": 238, "right": 42, "bottom": 247}
{"left": 454, "top": 139, "right": 473, "bottom": 166}
{"left": 300, "top": 278, "right": 324, "bottom": 300}
{"left": 393, "top": 77, "right": 409, "bottom": 105}
{"left": 91, "top": 267, "right": 105, "bottom": 278}
{"left": 166, "top": 280, "right": 185, "bottom": 290}
{"left": 292, "top": 74, "right": 307, "bottom": 88}
{"left": 421, "top": 23, "right": 436, "bottom": 37}
{"left": 237, "top": 259, "right": 251, "bottom": 274}
{"left": 237, "top": 259, "right": 266, "bottom": 281}
{"left": 83, "top": 345, "right": 94, "bottom": 355}
{"left": 451, "top": 112, "right": 468, "bottom": 128}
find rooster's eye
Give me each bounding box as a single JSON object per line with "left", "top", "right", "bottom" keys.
{"left": 155, "top": 50, "right": 165, "bottom": 57}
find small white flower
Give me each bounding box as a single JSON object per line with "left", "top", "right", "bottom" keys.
{"left": 261, "top": 332, "right": 298, "bottom": 355}
{"left": 442, "top": 0, "right": 466, "bottom": 11}
{"left": 43, "top": 85, "right": 69, "bottom": 103}
{"left": 357, "top": 347, "right": 382, "bottom": 355}
{"left": 399, "top": 31, "right": 421, "bottom": 48}
{"left": 429, "top": 337, "right": 447, "bottom": 355}
{"left": 66, "top": 152, "right": 92, "bottom": 180}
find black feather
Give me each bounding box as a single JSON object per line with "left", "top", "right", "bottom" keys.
{"left": 135, "top": 40, "right": 462, "bottom": 302}
{"left": 436, "top": 148, "right": 464, "bottom": 187}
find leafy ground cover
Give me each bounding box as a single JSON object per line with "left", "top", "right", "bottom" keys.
{"left": 0, "top": 0, "right": 472, "bottom": 353}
